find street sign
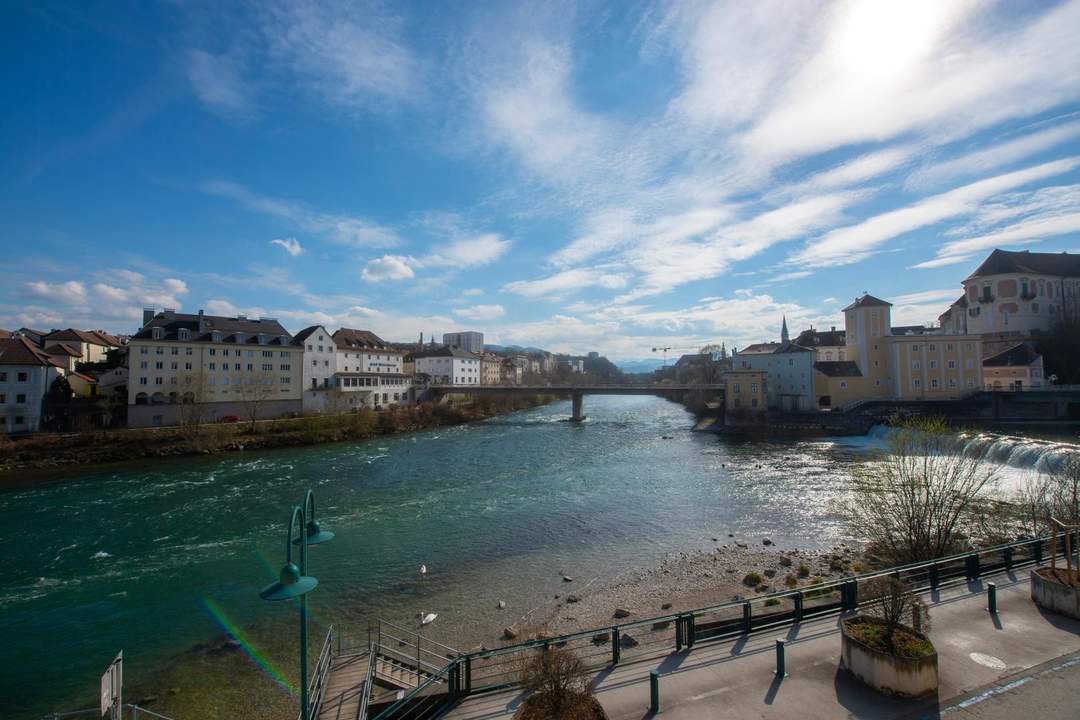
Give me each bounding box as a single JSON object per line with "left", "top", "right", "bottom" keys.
{"left": 99, "top": 651, "right": 122, "bottom": 718}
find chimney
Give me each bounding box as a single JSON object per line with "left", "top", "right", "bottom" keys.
{"left": 142, "top": 308, "right": 155, "bottom": 327}
{"left": 198, "top": 309, "right": 208, "bottom": 332}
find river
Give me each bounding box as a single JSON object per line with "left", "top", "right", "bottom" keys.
{"left": 1, "top": 395, "right": 1074, "bottom": 718}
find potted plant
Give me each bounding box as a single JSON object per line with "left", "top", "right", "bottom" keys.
{"left": 1030, "top": 520, "right": 1080, "bottom": 619}
{"left": 514, "top": 646, "right": 607, "bottom": 720}
{"left": 841, "top": 577, "right": 938, "bottom": 698}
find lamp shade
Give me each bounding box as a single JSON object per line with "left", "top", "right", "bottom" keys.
{"left": 293, "top": 519, "right": 335, "bottom": 547}
{"left": 260, "top": 562, "right": 318, "bottom": 601}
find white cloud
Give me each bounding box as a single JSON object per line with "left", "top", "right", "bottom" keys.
{"left": 202, "top": 180, "right": 399, "bottom": 247}
{"left": 462, "top": 288, "right": 484, "bottom": 297}
{"left": 163, "top": 278, "right": 189, "bottom": 295}
{"left": 454, "top": 304, "right": 506, "bottom": 321}
{"left": 92, "top": 283, "right": 128, "bottom": 303}
{"left": 423, "top": 233, "right": 510, "bottom": 268}
{"left": 186, "top": 50, "right": 254, "bottom": 119}
{"left": 915, "top": 211, "right": 1080, "bottom": 268}
{"left": 789, "top": 158, "right": 1080, "bottom": 267}
{"left": 361, "top": 255, "right": 415, "bottom": 282}
{"left": 270, "top": 237, "right": 304, "bottom": 256}
{"left": 502, "top": 268, "right": 628, "bottom": 299}
{"left": 24, "top": 280, "right": 86, "bottom": 305}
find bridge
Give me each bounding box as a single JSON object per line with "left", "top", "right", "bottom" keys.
{"left": 424, "top": 383, "right": 724, "bottom": 421}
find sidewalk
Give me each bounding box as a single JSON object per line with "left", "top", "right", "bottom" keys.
{"left": 444, "top": 569, "right": 1080, "bottom": 719}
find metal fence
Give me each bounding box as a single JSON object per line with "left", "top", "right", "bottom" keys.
{"left": 42, "top": 705, "right": 176, "bottom": 720}
{"left": 369, "top": 532, "right": 1073, "bottom": 718}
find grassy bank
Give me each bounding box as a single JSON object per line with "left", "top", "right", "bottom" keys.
{"left": 0, "top": 394, "right": 555, "bottom": 476}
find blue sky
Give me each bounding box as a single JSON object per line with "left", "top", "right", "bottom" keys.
{"left": 3, "top": 0, "right": 1080, "bottom": 360}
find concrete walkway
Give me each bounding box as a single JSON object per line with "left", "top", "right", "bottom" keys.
{"left": 444, "top": 569, "right": 1080, "bottom": 720}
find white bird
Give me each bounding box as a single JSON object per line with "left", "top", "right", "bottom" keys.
{"left": 419, "top": 564, "right": 427, "bottom": 576}
{"left": 419, "top": 612, "right": 437, "bottom": 626}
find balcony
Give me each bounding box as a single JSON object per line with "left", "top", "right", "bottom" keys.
{"left": 977, "top": 294, "right": 996, "bottom": 304}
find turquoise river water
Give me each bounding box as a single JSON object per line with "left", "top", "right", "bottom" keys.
{"left": 1, "top": 395, "right": 1072, "bottom": 718}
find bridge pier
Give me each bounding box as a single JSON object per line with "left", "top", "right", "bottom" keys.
{"left": 571, "top": 391, "right": 585, "bottom": 422}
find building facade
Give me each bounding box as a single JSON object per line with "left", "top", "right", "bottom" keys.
{"left": 733, "top": 343, "right": 816, "bottom": 411}
{"left": 329, "top": 329, "right": 411, "bottom": 410}
{"left": 480, "top": 353, "right": 503, "bottom": 385}
{"left": 982, "top": 342, "right": 1044, "bottom": 391}
{"left": 722, "top": 370, "right": 767, "bottom": 415}
{"left": 42, "top": 328, "right": 121, "bottom": 364}
{"left": 0, "top": 337, "right": 64, "bottom": 433}
{"left": 413, "top": 346, "right": 482, "bottom": 385}
{"left": 442, "top": 331, "right": 484, "bottom": 354}
{"left": 127, "top": 310, "right": 303, "bottom": 427}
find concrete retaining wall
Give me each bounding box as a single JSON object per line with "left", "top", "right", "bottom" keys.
{"left": 128, "top": 399, "right": 301, "bottom": 428}
{"left": 840, "top": 618, "right": 938, "bottom": 698}
{"left": 1031, "top": 568, "right": 1080, "bottom": 619}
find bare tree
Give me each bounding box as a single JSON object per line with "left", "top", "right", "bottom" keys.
{"left": 517, "top": 647, "right": 594, "bottom": 720}
{"left": 837, "top": 417, "right": 1000, "bottom": 564}
{"left": 862, "top": 576, "right": 930, "bottom": 634}
{"left": 178, "top": 370, "right": 211, "bottom": 437}
{"left": 234, "top": 371, "right": 277, "bottom": 433}
{"left": 1016, "top": 454, "right": 1080, "bottom": 537}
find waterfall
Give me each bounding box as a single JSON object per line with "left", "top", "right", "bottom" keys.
{"left": 864, "top": 424, "right": 1079, "bottom": 474}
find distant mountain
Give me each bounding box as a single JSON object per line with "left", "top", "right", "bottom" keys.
{"left": 615, "top": 358, "right": 666, "bottom": 373}
{"left": 483, "top": 344, "right": 548, "bottom": 354}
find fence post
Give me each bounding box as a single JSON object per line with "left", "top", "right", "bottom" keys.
{"left": 686, "top": 614, "right": 696, "bottom": 649}
{"left": 794, "top": 592, "right": 804, "bottom": 622}
{"left": 1004, "top": 547, "right": 1013, "bottom": 571}
{"left": 966, "top": 553, "right": 981, "bottom": 581}
{"left": 987, "top": 582, "right": 998, "bottom": 614}
{"left": 742, "top": 601, "right": 752, "bottom": 634}
{"left": 449, "top": 662, "right": 459, "bottom": 700}
{"left": 612, "top": 628, "right": 621, "bottom": 665}
{"left": 675, "top": 615, "right": 684, "bottom": 652}
{"left": 649, "top": 670, "right": 660, "bottom": 714}
{"left": 774, "top": 639, "right": 786, "bottom": 677}
{"left": 929, "top": 563, "right": 940, "bottom": 591}
{"left": 464, "top": 655, "right": 472, "bottom": 695}
{"left": 1034, "top": 539, "right": 1043, "bottom": 565}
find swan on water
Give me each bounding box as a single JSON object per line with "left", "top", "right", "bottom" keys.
{"left": 420, "top": 564, "right": 427, "bottom": 576}
{"left": 419, "top": 612, "right": 437, "bottom": 626}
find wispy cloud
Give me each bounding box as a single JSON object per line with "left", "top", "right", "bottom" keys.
{"left": 361, "top": 255, "right": 415, "bottom": 282}
{"left": 454, "top": 304, "right": 506, "bottom": 321}
{"left": 503, "top": 268, "right": 629, "bottom": 299}
{"left": 202, "top": 180, "right": 399, "bottom": 247}
{"left": 270, "top": 237, "right": 303, "bottom": 256}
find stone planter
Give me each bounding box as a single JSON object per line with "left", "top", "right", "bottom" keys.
{"left": 1031, "top": 567, "right": 1080, "bottom": 619}
{"left": 840, "top": 617, "right": 938, "bottom": 698}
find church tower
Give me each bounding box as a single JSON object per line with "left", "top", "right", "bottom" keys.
{"left": 781, "top": 315, "right": 790, "bottom": 344}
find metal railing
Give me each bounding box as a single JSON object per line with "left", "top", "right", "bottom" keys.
{"left": 357, "top": 642, "right": 377, "bottom": 720}
{"left": 369, "top": 660, "right": 458, "bottom": 720}
{"left": 303, "top": 626, "right": 336, "bottom": 720}
{"left": 42, "top": 705, "right": 176, "bottom": 720}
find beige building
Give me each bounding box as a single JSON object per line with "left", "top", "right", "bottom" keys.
{"left": 982, "top": 342, "right": 1044, "bottom": 391}
{"left": 722, "top": 370, "right": 766, "bottom": 414}
{"left": 331, "top": 329, "right": 411, "bottom": 409}
{"left": 479, "top": 353, "right": 503, "bottom": 385}
{"left": 960, "top": 249, "right": 1080, "bottom": 353}
{"left": 128, "top": 309, "right": 303, "bottom": 427}
{"left": 811, "top": 294, "right": 984, "bottom": 408}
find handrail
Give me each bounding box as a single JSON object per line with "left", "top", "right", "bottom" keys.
{"left": 358, "top": 641, "right": 377, "bottom": 720}
{"left": 303, "top": 625, "right": 335, "bottom": 720}
{"left": 42, "top": 704, "right": 178, "bottom": 720}
{"left": 379, "top": 619, "right": 461, "bottom": 657}
{"left": 369, "top": 661, "right": 455, "bottom": 720}
{"left": 466, "top": 534, "right": 1063, "bottom": 663}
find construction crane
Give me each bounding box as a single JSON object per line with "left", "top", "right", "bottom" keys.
{"left": 651, "top": 345, "right": 701, "bottom": 367}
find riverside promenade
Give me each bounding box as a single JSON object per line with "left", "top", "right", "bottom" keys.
{"left": 444, "top": 569, "right": 1080, "bottom": 719}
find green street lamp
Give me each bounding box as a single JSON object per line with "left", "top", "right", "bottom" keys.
{"left": 261, "top": 492, "right": 332, "bottom": 720}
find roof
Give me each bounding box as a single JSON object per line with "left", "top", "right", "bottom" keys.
{"left": 0, "top": 329, "right": 9, "bottom": 339}
{"left": 843, "top": 294, "right": 892, "bottom": 311}
{"left": 891, "top": 325, "right": 928, "bottom": 336}
{"left": 774, "top": 342, "right": 813, "bottom": 354}
{"left": 69, "top": 371, "right": 97, "bottom": 384}
{"left": 675, "top": 353, "right": 711, "bottom": 366}
{"left": 291, "top": 325, "right": 328, "bottom": 345}
{"left": 0, "top": 337, "right": 65, "bottom": 367}
{"left": 814, "top": 360, "right": 862, "bottom": 377}
{"left": 332, "top": 328, "right": 397, "bottom": 352}
{"left": 44, "top": 343, "right": 81, "bottom": 357}
{"left": 738, "top": 342, "right": 782, "bottom": 355}
{"left": 412, "top": 346, "right": 479, "bottom": 360}
{"left": 44, "top": 328, "right": 121, "bottom": 347}
{"left": 131, "top": 311, "right": 292, "bottom": 344}
{"left": 983, "top": 342, "right": 1041, "bottom": 368}
{"left": 793, "top": 328, "right": 845, "bottom": 347}
{"left": 966, "top": 249, "right": 1080, "bottom": 281}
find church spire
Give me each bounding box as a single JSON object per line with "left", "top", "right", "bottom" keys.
{"left": 781, "top": 315, "right": 790, "bottom": 344}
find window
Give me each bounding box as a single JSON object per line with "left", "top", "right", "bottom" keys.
{"left": 170, "top": 347, "right": 178, "bottom": 355}
{"left": 140, "top": 347, "right": 148, "bottom": 355}
{"left": 140, "top": 361, "right": 148, "bottom": 369}
{"left": 280, "top": 364, "right": 291, "bottom": 371}
{"left": 234, "top": 363, "right": 241, "bottom": 371}
{"left": 840, "top": 381, "right": 848, "bottom": 389}
{"left": 209, "top": 348, "right": 216, "bottom": 356}
{"left": 155, "top": 362, "right": 163, "bottom": 370}
{"left": 929, "top": 344, "right": 936, "bottom": 351}
{"left": 0, "top": 394, "right": 4, "bottom": 403}
{"left": 139, "top": 377, "right": 147, "bottom": 386}
{"left": 179, "top": 329, "right": 190, "bottom": 341}
{"left": 912, "top": 345, "right": 919, "bottom": 352}
{"left": 280, "top": 376, "right": 291, "bottom": 384}
{"left": 913, "top": 361, "right": 921, "bottom": 370}
{"left": 171, "top": 362, "right": 178, "bottom": 370}
{"left": 156, "top": 347, "right": 163, "bottom": 355}
{"left": 946, "top": 344, "right": 954, "bottom": 352}
{"left": 152, "top": 327, "right": 164, "bottom": 340}
{"left": 0, "top": 372, "right": 5, "bottom": 381}
{"left": 913, "top": 379, "right": 922, "bottom": 389}
{"left": 14, "top": 416, "right": 23, "bottom": 425}
{"left": 154, "top": 378, "right": 163, "bottom": 385}
{"left": 262, "top": 363, "right": 273, "bottom": 371}
{"left": 929, "top": 360, "right": 937, "bottom": 369}
{"left": 185, "top": 362, "right": 192, "bottom": 370}
{"left": 1033, "top": 302, "right": 1039, "bottom": 313}
{"left": 209, "top": 363, "right": 216, "bottom": 370}
{"left": 948, "top": 378, "right": 957, "bottom": 388}
{"left": 931, "top": 379, "right": 939, "bottom": 389}
{"left": 16, "top": 393, "right": 26, "bottom": 404}
{"left": 186, "top": 348, "right": 193, "bottom": 356}
{"left": 247, "top": 364, "right": 253, "bottom": 371}
{"left": 948, "top": 360, "right": 956, "bottom": 369}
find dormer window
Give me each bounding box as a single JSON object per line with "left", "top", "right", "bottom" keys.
{"left": 258, "top": 334, "right": 267, "bottom": 345}
{"left": 151, "top": 327, "right": 164, "bottom": 340}
{"left": 235, "top": 332, "right": 245, "bottom": 343}
{"left": 178, "top": 328, "right": 190, "bottom": 341}
{"left": 211, "top": 331, "right": 223, "bottom": 342}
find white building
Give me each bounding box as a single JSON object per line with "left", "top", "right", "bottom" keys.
{"left": 292, "top": 325, "right": 337, "bottom": 412}
{"left": 442, "top": 331, "right": 484, "bottom": 354}
{"left": 41, "top": 328, "right": 122, "bottom": 364}
{"left": 733, "top": 334, "right": 816, "bottom": 411}
{"left": 127, "top": 309, "right": 303, "bottom": 427}
{"left": 330, "top": 328, "right": 412, "bottom": 409}
{"left": 961, "top": 249, "right": 1080, "bottom": 346}
{"left": 413, "top": 346, "right": 482, "bottom": 385}
{"left": 1, "top": 337, "right": 65, "bottom": 433}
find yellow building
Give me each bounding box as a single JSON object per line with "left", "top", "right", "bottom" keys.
{"left": 812, "top": 294, "right": 984, "bottom": 408}
{"left": 982, "top": 342, "right": 1044, "bottom": 391}
{"left": 723, "top": 370, "right": 767, "bottom": 414}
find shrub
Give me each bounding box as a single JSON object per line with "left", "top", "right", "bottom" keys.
{"left": 516, "top": 647, "right": 598, "bottom": 720}
{"left": 796, "top": 563, "right": 810, "bottom": 578}
{"left": 784, "top": 574, "right": 798, "bottom": 588}
{"left": 742, "top": 572, "right": 763, "bottom": 587}
{"left": 862, "top": 576, "right": 930, "bottom": 634}
{"left": 764, "top": 598, "right": 781, "bottom": 607}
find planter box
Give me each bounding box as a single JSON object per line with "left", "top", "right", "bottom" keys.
{"left": 1031, "top": 568, "right": 1080, "bottom": 620}
{"left": 840, "top": 618, "right": 938, "bottom": 698}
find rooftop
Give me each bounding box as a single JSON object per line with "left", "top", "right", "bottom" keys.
{"left": 332, "top": 328, "right": 398, "bottom": 352}
{"left": 131, "top": 310, "right": 292, "bottom": 344}
{"left": 814, "top": 360, "right": 862, "bottom": 377}
{"left": 983, "top": 342, "right": 1041, "bottom": 367}
{"left": 842, "top": 293, "right": 892, "bottom": 311}
{"left": 0, "top": 337, "right": 65, "bottom": 368}
{"left": 793, "top": 328, "right": 845, "bottom": 347}
{"left": 966, "top": 249, "right": 1080, "bottom": 280}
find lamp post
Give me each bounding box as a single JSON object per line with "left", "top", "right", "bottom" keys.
{"left": 260, "top": 491, "right": 334, "bottom": 720}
